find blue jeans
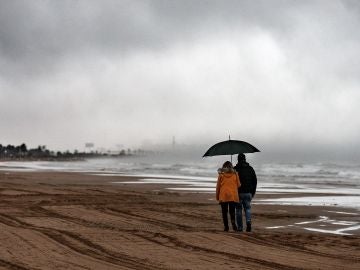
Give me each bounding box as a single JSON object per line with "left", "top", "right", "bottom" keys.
{"left": 235, "top": 193, "right": 252, "bottom": 231}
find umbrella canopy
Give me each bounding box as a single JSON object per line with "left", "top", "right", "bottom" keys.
{"left": 203, "top": 140, "right": 260, "bottom": 157}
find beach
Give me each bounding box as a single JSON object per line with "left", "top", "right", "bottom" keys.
{"left": 0, "top": 170, "right": 359, "bottom": 270}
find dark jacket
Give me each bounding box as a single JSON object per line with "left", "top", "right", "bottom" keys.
{"left": 234, "top": 161, "right": 257, "bottom": 197}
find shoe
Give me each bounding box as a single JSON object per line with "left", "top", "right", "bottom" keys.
{"left": 224, "top": 226, "right": 229, "bottom": 232}
{"left": 232, "top": 223, "right": 237, "bottom": 231}
{"left": 246, "top": 222, "right": 251, "bottom": 232}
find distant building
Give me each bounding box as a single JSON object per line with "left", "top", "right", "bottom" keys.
{"left": 172, "top": 136, "right": 176, "bottom": 150}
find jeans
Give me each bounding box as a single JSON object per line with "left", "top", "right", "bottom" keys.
{"left": 235, "top": 193, "right": 252, "bottom": 231}
{"left": 220, "top": 202, "right": 237, "bottom": 231}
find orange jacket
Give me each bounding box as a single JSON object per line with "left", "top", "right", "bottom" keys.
{"left": 216, "top": 169, "right": 241, "bottom": 202}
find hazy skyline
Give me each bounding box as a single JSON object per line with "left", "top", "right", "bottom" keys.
{"left": 1, "top": 0, "right": 360, "bottom": 161}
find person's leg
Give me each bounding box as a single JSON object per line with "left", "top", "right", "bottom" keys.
{"left": 243, "top": 193, "right": 252, "bottom": 232}
{"left": 229, "top": 202, "right": 237, "bottom": 231}
{"left": 220, "top": 202, "right": 229, "bottom": 231}
{"left": 235, "top": 200, "right": 243, "bottom": 231}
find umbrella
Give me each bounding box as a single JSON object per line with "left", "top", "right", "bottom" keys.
{"left": 203, "top": 139, "right": 260, "bottom": 158}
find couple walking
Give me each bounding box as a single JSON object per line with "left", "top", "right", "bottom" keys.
{"left": 216, "top": 154, "right": 257, "bottom": 232}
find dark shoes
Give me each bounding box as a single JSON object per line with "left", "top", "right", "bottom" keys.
{"left": 224, "top": 225, "right": 237, "bottom": 232}
{"left": 235, "top": 222, "right": 251, "bottom": 232}
{"left": 246, "top": 222, "right": 252, "bottom": 232}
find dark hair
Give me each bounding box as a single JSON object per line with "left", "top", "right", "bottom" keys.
{"left": 238, "top": 153, "right": 246, "bottom": 161}
{"left": 222, "top": 161, "right": 233, "bottom": 169}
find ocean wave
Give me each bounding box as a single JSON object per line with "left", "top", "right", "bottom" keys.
{"left": 1, "top": 158, "right": 360, "bottom": 188}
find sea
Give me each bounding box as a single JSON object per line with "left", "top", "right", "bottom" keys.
{"left": 1, "top": 156, "right": 360, "bottom": 210}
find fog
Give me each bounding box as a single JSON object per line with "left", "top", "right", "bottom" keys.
{"left": 1, "top": 0, "right": 360, "bottom": 162}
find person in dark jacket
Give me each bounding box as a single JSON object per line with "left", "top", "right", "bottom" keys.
{"left": 234, "top": 153, "right": 257, "bottom": 232}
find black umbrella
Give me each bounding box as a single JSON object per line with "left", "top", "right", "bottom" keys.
{"left": 203, "top": 139, "right": 260, "bottom": 158}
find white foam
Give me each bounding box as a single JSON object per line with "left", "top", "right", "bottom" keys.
{"left": 257, "top": 187, "right": 360, "bottom": 195}
{"left": 294, "top": 216, "right": 329, "bottom": 225}
{"left": 326, "top": 210, "right": 358, "bottom": 215}
{"left": 166, "top": 187, "right": 214, "bottom": 192}
{"left": 256, "top": 196, "right": 360, "bottom": 210}
{"left": 266, "top": 215, "right": 360, "bottom": 235}
{"left": 95, "top": 173, "right": 215, "bottom": 181}
{"left": 266, "top": 226, "right": 286, "bottom": 229}
{"left": 304, "top": 227, "right": 352, "bottom": 235}
{"left": 295, "top": 220, "right": 321, "bottom": 225}
{"left": 330, "top": 221, "right": 358, "bottom": 226}
{"left": 303, "top": 225, "right": 360, "bottom": 235}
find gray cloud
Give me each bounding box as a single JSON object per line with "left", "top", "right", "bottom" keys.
{"left": 0, "top": 0, "right": 315, "bottom": 76}
{"left": 2, "top": 0, "right": 358, "bottom": 77}
{"left": 1, "top": 0, "right": 360, "bottom": 161}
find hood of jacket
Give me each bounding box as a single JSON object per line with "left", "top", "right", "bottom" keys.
{"left": 217, "top": 167, "right": 236, "bottom": 176}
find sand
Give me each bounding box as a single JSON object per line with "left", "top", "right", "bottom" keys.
{"left": 0, "top": 171, "right": 359, "bottom": 270}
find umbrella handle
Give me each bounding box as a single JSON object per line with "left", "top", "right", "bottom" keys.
{"left": 229, "top": 135, "right": 231, "bottom": 163}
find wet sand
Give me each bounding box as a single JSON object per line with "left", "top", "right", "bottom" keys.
{"left": 0, "top": 171, "right": 359, "bottom": 270}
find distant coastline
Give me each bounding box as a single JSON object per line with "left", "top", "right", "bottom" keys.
{"left": 0, "top": 143, "right": 145, "bottom": 161}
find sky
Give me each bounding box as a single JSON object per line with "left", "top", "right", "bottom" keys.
{"left": 1, "top": 0, "right": 360, "bottom": 161}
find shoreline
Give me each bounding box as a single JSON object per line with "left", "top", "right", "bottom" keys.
{"left": 0, "top": 170, "right": 359, "bottom": 269}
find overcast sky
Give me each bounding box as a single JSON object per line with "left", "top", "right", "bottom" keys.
{"left": 1, "top": 0, "right": 359, "bottom": 160}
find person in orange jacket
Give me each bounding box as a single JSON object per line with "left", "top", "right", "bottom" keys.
{"left": 216, "top": 161, "right": 241, "bottom": 231}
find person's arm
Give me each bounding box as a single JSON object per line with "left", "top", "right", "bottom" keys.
{"left": 216, "top": 175, "right": 221, "bottom": 201}
{"left": 236, "top": 172, "right": 241, "bottom": 188}
{"left": 251, "top": 167, "right": 257, "bottom": 198}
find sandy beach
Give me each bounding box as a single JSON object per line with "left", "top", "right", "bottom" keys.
{"left": 0, "top": 171, "right": 359, "bottom": 270}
